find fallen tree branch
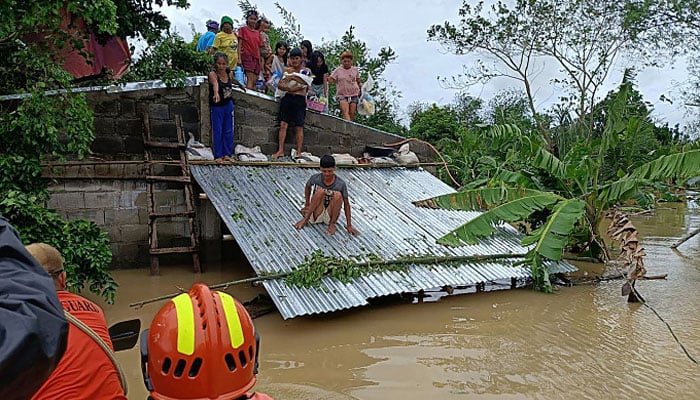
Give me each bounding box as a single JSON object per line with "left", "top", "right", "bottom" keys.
{"left": 129, "top": 273, "right": 289, "bottom": 309}
{"left": 670, "top": 227, "right": 700, "bottom": 249}
{"left": 569, "top": 273, "right": 667, "bottom": 285}
{"left": 130, "top": 252, "right": 526, "bottom": 309}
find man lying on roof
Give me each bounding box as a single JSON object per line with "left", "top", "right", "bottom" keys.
{"left": 294, "top": 155, "right": 360, "bottom": 236}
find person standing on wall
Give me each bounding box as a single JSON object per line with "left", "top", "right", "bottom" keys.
{"left": 328, "top": 50, "right": 363, "bottom": 121}
{"left": 271, "top": 41, "right": 289, "bottom": 76}
{"left": 27, "top": 243, "right": 127, "bottom": 400}
{"left": 271, "top": 48, "right": 311, "bottom": 159}
{"left": 255, "top": 17, "right": 273, "bottom": 89}
{"left": 196, "top": 20, "right": 219, "bottom": 52}
{"left": 309, "top": 50, "right": 329, "bottom": 111}
{"left": 237, "top": 9, "right": 263, "bottom": 90}
{"left": 209, "top": 52, "right": 245, "bottom": 163}
{"left": 211, "top": 16, "right": 238, "bottom": 68}
{"left": 300, "top": 39, "right": 313, "bottom": 68}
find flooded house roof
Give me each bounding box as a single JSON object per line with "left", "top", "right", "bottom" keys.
{"left": 190, "top": 165, "right": 577, "bottom": 319}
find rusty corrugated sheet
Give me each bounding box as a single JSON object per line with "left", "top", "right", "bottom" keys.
{"left": 190, "top": 165, "right": 577, "bottom": 319}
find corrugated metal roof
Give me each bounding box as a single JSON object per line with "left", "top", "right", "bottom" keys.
{"left": 191, "top": 165, "right": 577, "bottom": 319}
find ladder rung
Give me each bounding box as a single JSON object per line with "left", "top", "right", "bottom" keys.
{"left": 150, "top": 246, "right": 198, "bottom": 255}
{"left": 144, "top": 141, "right": 186, "bottom": 149}
{"left": 149, "top": 211, "right": 195, "bottom": 219}
{"left": 146, "top": 175, "right": 191, "bottom": 183}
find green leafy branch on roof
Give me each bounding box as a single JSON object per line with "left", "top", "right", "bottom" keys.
{"left": 283, "top": 250, "right": 526, "bottom": 289}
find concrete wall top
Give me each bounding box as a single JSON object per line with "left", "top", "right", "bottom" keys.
{"left": 79, "top": 77, "right": 432, "bottom": 161}
{"left": 2, "top": 76, "right": 432, "bottom": 162}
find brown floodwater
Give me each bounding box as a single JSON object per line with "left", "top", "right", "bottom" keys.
{"left": 94, "top": 201, "right": 700, "bottom": 400}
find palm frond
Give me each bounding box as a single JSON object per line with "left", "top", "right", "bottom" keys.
{"left": 436, "top": 193, "right": 561, "bottom": 246}
{"left": 413, "top": 187, "right": 551, "bottom": 210}
{"left": 521, "top": 199, "right": 586, "bottom": 261}
{"left": 491, "top": 169, "right": 540, "bottom": 189}
{"left": 485, "top": 123, "right": 522, "bottom": 141}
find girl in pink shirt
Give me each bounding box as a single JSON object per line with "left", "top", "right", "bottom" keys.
{"left": 328, "top": 50, "right": 362, "bottom": 121}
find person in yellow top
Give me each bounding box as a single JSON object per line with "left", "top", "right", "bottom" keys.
{"left": 211, "top": 16, "right": 238, "bottom": 68}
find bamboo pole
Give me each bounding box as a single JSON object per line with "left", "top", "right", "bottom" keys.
{"left": 129, "top": 253, "right": 526, "bottom": 309}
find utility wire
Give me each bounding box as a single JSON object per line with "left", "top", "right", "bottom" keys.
{"left": 630, "top": 284, "right": 698, "bottom": 365}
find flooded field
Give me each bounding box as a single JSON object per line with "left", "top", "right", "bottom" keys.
{"left": 98, "top": 201, "right": 700, "bottom": 399}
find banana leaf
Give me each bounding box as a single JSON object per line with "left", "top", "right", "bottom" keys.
{"left": 413, "top": 187, "right": 552, "bottom": 211}
{"left": 628, "top": 149, "right": 700, "bottom": 180}
{"left": 599, "top": 149, "right": 700, "bottom": 207}
{"left": 521, "top": 198, "right": 586, "bottom": 260}
{"left": 533, "top": 147, "right": 566, "bottom": 180}
{"left": 434, "top": 192, "right": 561, "bottom": 246}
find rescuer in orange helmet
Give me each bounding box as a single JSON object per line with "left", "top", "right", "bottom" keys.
{"left": 140, "top": 283, "right": 272, "bottom": 400}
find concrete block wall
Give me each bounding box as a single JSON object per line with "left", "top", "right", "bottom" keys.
{"left": 45, "top": 163, "right": 199, "bottom": 268}
{"left": 42, "top": 81, "right": 434, "bottom": 268}
{"left": 231, "top": 89, "right": 432, "bottom": 159}
{"left": 87, "top": 85, "right": 202, "bottom": 160}
{"left": 85, "top": 82, "right": 431, "bottom": 161}
{"left": 47, "top": 177, "right": 148, "bottom": 267}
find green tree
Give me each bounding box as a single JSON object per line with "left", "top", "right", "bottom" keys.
{"left": 408, "top": 103, "right": 467, "bottom": 143}
{"left": 407, "top": 90, "right": 545, "bottom": 189}
{"left": 0, "top": 0, "right": 187, "bottom": 302}
{"left": 112, "top": 0, "right": 189, "bottom": 45}
{"left": 121, "top": 31, "right": 211, "bottom": 86}
{"left": 427, "top": 0, "right": 691, "bottom": 154}
{"left": 415, "top": 81, "right": 700, "bottom": 291}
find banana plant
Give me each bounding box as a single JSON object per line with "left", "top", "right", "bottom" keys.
{"left": 414, "top": 82, "right": 700, "bottom": 291}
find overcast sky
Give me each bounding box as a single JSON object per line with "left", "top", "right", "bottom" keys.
{"left": 158, "top": 0, "right": 690, "bottom": 127}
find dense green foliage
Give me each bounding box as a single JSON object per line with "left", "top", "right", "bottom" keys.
{"left": 0, "top": 0, "right": 187, "bottom": 302}
{"left": 112, "top": 0, "right": 189, "bottom": 44}
{"left": 415, "top": 82, "right": 700, "bottom": 291}
{"left": 121, "top": 31, "right": 211, "bottom": 86}
{"left": 1, "top": 191, "right": 116, "bottom": 302}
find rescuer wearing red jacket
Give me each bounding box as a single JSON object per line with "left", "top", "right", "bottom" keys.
{"left": 27, "top": 243, "right": 126, "bottom": 400}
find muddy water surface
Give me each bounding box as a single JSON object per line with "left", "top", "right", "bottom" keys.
{"left": 97, "top": 202, "right": 700, "bottom": 399}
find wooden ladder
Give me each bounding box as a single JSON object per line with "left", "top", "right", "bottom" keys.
{"left": 142, "top": 113, "right": 201, "bottom": 275}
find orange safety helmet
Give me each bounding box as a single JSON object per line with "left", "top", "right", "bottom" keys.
{"left": 140, "top": 283, "right": 259, "bottom": 400}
